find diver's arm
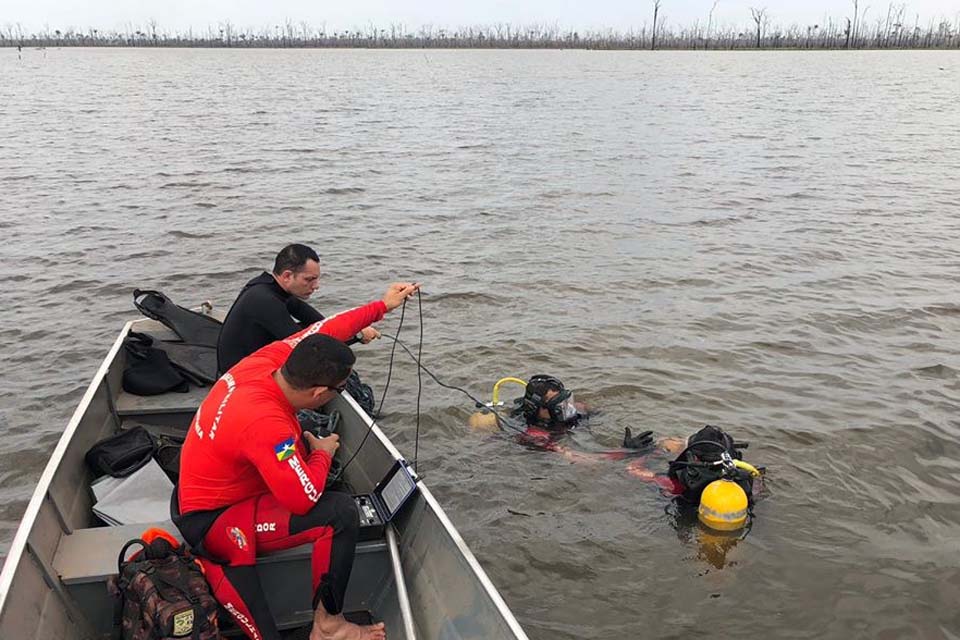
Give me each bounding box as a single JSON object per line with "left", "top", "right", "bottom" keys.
{"left": 286, "top": 296, "right": 324, "bottom": 325}
{"left": 283, "top": 301, "right": 387, "bottom": 345}
{"left": 288, "top": 282, "right": 419, "bottom": 343}
{"left": 518, "top": 429, "right": 607, "bottom": 464}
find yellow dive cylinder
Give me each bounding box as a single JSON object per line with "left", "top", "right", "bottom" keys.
{"left": 697, "top": 479, "right": 748, "bottom": 532}
{"left": 468, "top": 409, "right": 499, "bottom": 432}
{"left": 468, "top": 377, "right": 527, "bottom": 432}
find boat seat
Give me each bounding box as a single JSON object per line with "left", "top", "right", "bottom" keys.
{"left": 53, "top": 522, "right": 387, "bottom": 635}
{"left": 115, "top": 384, "right": 211, "bottom": 417}
{"left": 54, "top": 521, "right": 184, "bottom": 586}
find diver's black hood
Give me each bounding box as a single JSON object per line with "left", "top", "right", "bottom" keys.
{"left": 684, "top": 425, "right": 738, "bottom": 462}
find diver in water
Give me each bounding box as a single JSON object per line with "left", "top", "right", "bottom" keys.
{"left": 626, "top": 424, "right": 759, "bottom": 495}
{"left": 513, "top": 375, "right": 585, "bottom": 443}
{"left": 487, "top": 374, "right": 658, "bottom": 466}
{"left": 509, "top": 374, "right": 654, "bottom": 451}
{"left": 502, "top": 375, "right": 763, "bottom": 530}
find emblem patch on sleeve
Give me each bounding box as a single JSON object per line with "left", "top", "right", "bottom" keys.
{"left": 274, "top": 437, "right": 296, "bottom": 462}
{"left": 227, "top": 526, "right": 248, "bottom": 550}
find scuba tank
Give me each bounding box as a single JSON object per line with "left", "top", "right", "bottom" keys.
{"left": 668, "top": 425, "right": 763, "bottom": 533}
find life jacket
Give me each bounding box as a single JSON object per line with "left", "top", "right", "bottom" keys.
{"left": 668, "top": 425, "right": 754, "bottom": 504}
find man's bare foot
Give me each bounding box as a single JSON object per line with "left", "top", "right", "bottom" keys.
{"left": 309, "top": 614, "right": 386, "bottom": 640}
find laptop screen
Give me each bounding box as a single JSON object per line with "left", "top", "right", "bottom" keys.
{"left": 376, "top": 461, "right": 417, "bottom": 519}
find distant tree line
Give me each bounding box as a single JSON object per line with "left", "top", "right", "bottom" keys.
{"left": 4, "top": 4, "right": 960, "bottom": 50}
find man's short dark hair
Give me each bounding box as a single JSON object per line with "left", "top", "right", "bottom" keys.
{"left": 273, "top": 244, "right": 320, "bottom": 276}
{"left": 281, "top": 334, "right": 355, "bottom": 390}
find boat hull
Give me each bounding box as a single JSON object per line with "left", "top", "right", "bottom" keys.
{"left": 0, "top": 316, "right": 528, "bottom": 640}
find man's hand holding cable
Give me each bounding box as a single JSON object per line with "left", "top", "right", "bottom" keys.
{"left": 359, "top": 327, "right": 381, "bottom": 344}
{"left": 382, "top": 282, "right": 420, "bottom": 311}
{"left": 303, "top": 431, "right": 340, "bottom": 457}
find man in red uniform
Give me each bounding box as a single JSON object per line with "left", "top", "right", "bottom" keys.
{"left": 175, "top": 282, "right": 419, "bottom": 640}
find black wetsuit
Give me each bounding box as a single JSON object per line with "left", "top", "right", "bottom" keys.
{"left": 217, "top": 272, "right": 324, "bottom": 373}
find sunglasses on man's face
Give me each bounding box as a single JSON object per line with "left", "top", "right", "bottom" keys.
{"left": 331, "top": 381, "right": 349, "bottom": 394}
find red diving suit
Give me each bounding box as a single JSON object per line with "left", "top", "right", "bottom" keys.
{"left": 176, "top": 301, "right": 386, "bottom": 640}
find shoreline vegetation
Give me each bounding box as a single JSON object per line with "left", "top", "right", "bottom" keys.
{"left": 4, "top": 6, "right": 960, "bottom": 51}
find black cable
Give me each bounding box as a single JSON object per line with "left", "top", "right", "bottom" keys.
{"left": 413, "top": 289, "right": 423, "bottom": 472}
{"left": 337, "top": 291, "right": 527, "bottom": 481}
{"left": 336, "top": 298, "right": 407, "bottom": 478}
{"left": 377, "top": 334, "right": 527, "bottom": 436}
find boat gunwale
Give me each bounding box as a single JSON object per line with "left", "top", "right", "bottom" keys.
{"left": 414, "top": 470, "right": 530, "bottom": 639}
{"left": 0, "top": 320, "right": 134, "bottom": 613}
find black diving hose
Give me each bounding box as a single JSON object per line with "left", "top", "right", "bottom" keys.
{"left": 375, "top": 333, "right": 527, "bottom": 436}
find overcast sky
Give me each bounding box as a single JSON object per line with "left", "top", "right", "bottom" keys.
{"left": 4, "top": 0, "right": 958, "bottom": 34}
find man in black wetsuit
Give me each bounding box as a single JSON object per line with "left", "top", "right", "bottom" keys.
{"left": 217, "top": 244, "right": 380, "bottom": 373}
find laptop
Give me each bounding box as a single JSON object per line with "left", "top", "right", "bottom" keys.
{"left": 355, "top": 459, "right": 418, "bottom": 540}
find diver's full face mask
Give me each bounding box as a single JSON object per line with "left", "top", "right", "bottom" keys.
{"left": 556, "top": 394, "right": 578, "bottom": 422}
{"left": 522, "top": 375, "right": 580, "bottom": 427}
{"left": 543, "top": 389, "right": 577, "bottom": 425}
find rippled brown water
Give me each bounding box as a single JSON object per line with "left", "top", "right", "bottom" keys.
{"left": 2, "top": 48, "right": 960, "bottom": 638}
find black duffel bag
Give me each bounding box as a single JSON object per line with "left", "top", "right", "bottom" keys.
{"left": 85, "top": 427, "right": 157, "bottom": 478}
{"left": 345, "top": 371, "right": 375, "bottom": 416}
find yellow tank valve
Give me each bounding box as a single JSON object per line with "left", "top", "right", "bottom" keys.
{"left": 733, "top": 459, "right": 761, "bottom": 477}
{"left": 492, "top": 377, "right": 527, "bottom": 406}
{"left": 469, "top": 377, "right": 527, "bottom": 432}
{"left": 698, "top": 479, "right": 749, "bottom": 532}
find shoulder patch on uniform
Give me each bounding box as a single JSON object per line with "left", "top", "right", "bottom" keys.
{"left": 274, "top": 437, "right": 296, "bottom": 462}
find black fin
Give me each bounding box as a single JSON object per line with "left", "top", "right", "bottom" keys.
{"left": 133, "top": 289, "right": 221, "bottom": 348}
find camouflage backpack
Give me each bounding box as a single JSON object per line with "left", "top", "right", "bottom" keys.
{"left": 113, "top": 532, "right": 220, "bottom": 640}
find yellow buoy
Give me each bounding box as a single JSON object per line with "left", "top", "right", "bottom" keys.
{"left": 697, "top": 479, "right": 748, "bottom": 532}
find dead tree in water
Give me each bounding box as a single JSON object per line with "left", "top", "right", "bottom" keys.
{"left": 706, "top": 0, "right": 719, "bottom": 48}
{"left": 750, "top": 7, "right": 768, "bottom": 47}
{"left": 12, "top": 10, "right": 959, "bottom": 50}
{"left": 652, "top": 0, "right": 662, "bottom": 49}
{"left": 850, "top": 0, "right": 860, "bottom": 46}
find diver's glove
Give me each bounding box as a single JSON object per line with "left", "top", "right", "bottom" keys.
{"left": 623, "top": 428, "right": 655, "bottom": 450}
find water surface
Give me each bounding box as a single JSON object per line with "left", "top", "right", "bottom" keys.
{"left": 1, "top": 48, "right": 959, "bottom": 638}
